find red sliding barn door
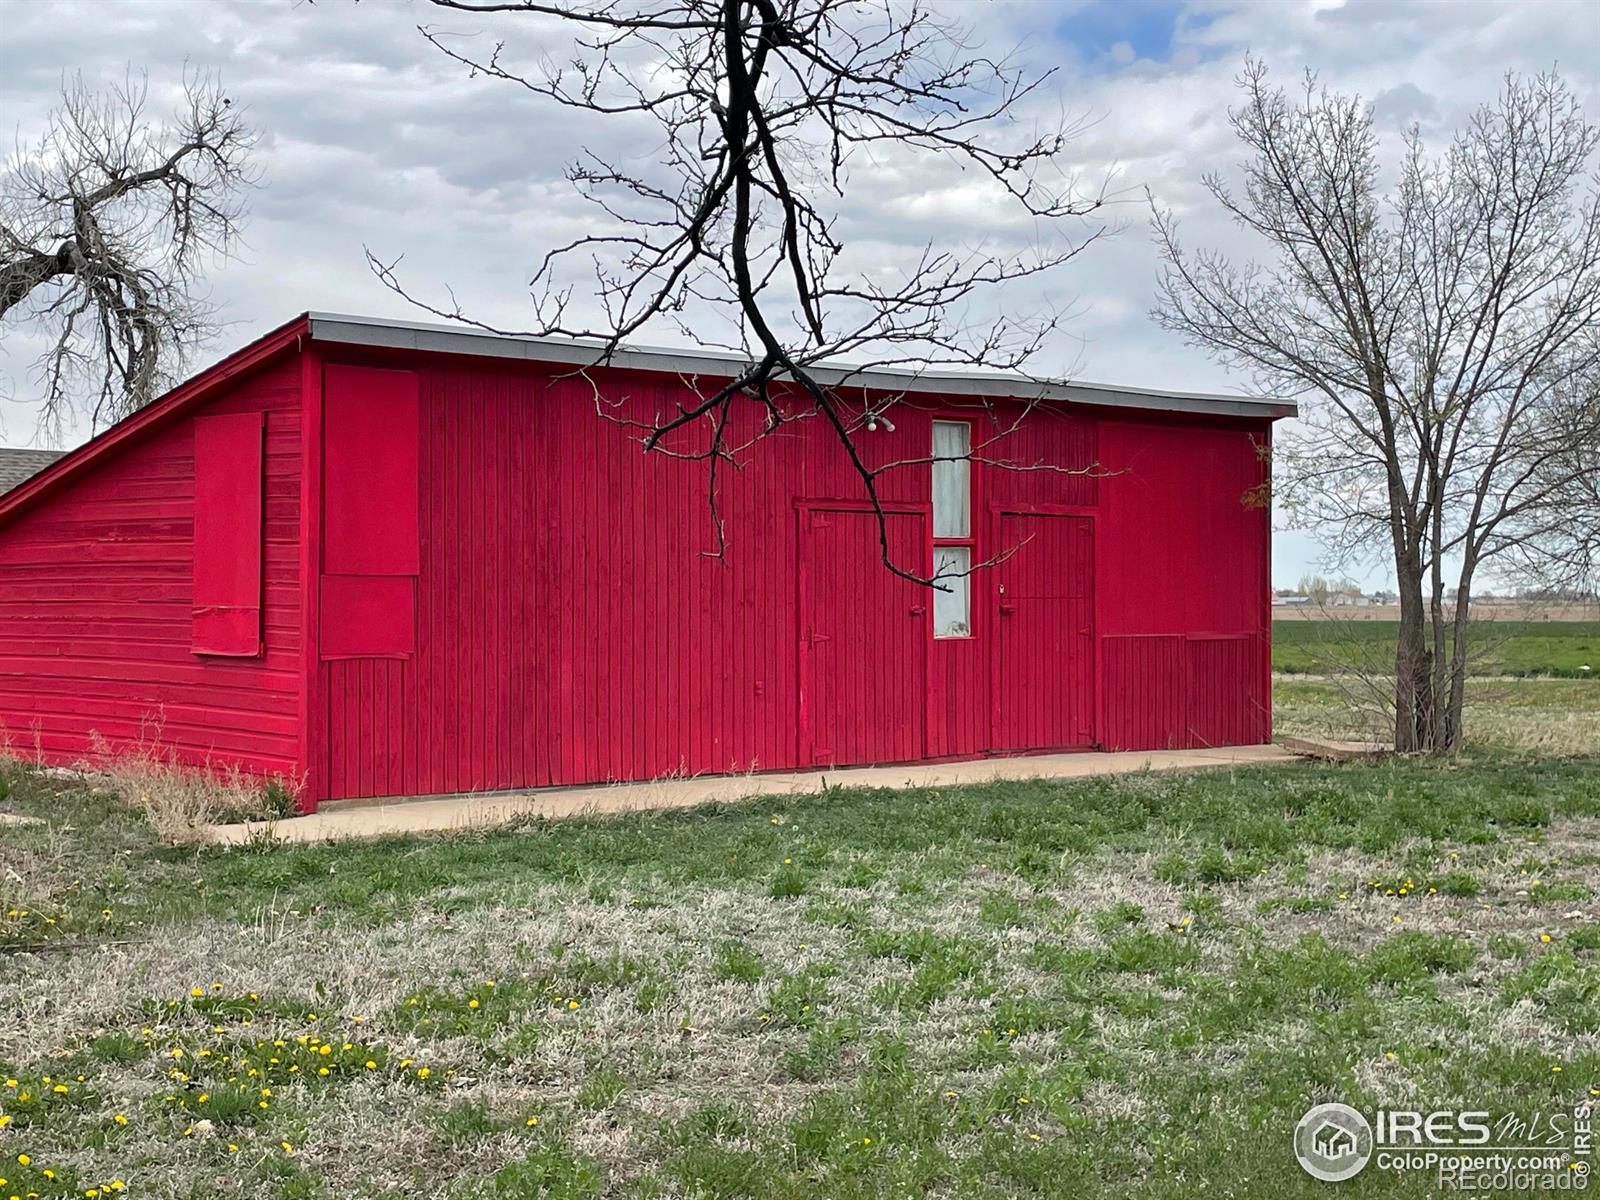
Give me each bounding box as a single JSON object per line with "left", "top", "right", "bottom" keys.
{"left": 993, "top": 513, "right": 1094, "bottom": 751}
{"left": 799, "top": 507, "right": 927, "bottom": 768}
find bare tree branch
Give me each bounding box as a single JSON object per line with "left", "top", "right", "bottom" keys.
{"left": 1152, "top": 60, "right": 1600, "bottom": 750}
{"left": 371, "top": 0, "right": 1114, "bottom": 581}
{"left": 0, "top": 69, "right": 258, "bottom": 436}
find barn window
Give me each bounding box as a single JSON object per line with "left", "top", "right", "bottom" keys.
{"left": 933, "top": 545, "right": 970, "bottom": 637}
{"left": 931, "top": 420, "right": 973, "bottom": 637}
{"left": 931, "top": 421, "right": 970, "bottom": 537}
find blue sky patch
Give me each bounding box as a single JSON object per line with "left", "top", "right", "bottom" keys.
{"left": 1055, "top": 0, "right": 1196, "bottom": 64}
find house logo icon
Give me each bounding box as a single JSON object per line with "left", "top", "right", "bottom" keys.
{"left": 1294, "top": 1102, "right": 1374, "bottom": 1181}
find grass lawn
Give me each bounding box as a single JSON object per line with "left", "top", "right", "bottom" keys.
{"left": 1275, "top": 675, "right": 1600, "bottom": 754}
{"left": 1272, "top": 619, "right": 1600, "bottom": 678}
{"left": 4, "top": 745, "right": 1599, "bottom": 1198}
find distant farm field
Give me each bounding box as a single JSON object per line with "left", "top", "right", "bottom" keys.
{"left": 1272, "top": 619, "right": 1600, "bottom": 679}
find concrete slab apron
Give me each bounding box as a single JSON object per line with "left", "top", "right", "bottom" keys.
{"left": 205, "top": 744, "right": 1301, "bottom": 845}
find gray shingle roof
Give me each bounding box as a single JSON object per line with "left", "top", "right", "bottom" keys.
{"left": 0, "top": 448, "right": 65, "bottom": 494}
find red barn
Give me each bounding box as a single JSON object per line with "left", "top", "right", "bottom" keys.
{"left": 0, "top": 313, "right": 1293, "bottom": 810}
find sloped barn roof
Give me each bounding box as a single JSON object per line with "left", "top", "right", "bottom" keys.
{"left": 0, "top": 448, "right": 64, "bottom": 494}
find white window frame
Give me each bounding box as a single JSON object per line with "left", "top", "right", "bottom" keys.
{"left": 931, "top": 420, "right": 974, "bottom": 638}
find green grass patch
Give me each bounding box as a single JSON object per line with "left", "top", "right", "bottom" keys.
{"left": 1272, "top": 618, "right": 1600, "bottom": 678}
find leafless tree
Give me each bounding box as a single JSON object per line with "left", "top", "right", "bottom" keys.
{"left": 1, "top": 71, "right": 257, "bottom": 435}
{"left": 370, "top": 0, "right": 1111, "bottom": 581}
{"left": 1152, "top": 61, "right": 1600, "bottom": 751}
{"left": 1496, "top": 367, "right": 1600, "bottom": 596}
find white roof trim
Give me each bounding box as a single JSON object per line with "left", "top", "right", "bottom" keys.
{"left": 305, "top": 312, "right": 1296, "bottom": 420}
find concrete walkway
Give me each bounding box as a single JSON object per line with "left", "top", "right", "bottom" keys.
{"left": 205, "top": 744, "right": 1300, "bottom": 845}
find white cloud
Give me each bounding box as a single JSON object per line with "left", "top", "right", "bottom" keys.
{"left": 1, "top": 0, "right": 1595, "bottom": 586}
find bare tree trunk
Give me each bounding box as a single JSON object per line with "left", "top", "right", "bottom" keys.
{"left": 1444, "top": 569, "right": 1476, "bottom": 750}
{"left": 1150, "top": 64, "right": 1600, "bottom": 754}
{"left": 1394, "top": 549, "right": 1430, "bottom": 751}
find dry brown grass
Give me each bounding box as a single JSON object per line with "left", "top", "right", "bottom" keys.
{"left": 83, "top": 728, "right": 298, "bottom": 843}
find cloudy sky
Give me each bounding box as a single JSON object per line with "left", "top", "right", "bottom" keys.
{"left": 2, "top": 0, "right": 1596, "bottom": 587}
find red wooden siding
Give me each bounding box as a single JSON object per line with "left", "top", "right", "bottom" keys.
{"left": 1187, "top": 634, "right": 1267, "bottom": 747}
{"left": 0, "top": 358, "right": 303, "bottom": 776}
{"left": 322, "top": 365, "right": 421, "bottom": 576}
{"left": 314, "top": 360, "right": 1119, "bottom": 801}
{"left": 1097, "top": 421, "right": 1270, "bottom": 751}
{"left": 319, "top": 365, "right": 422, "bottom": 662}
{"left": 1101, "top": 635, "right": 1187, "bottom": 751}
{"left": 191, "top": 412, "right": 265, "bottom": 656}
{"left": 0, "top": 320, "right": 1277, "bottom": 805}
{"left": 800, "top": 507, "right": 927, "bottom": 768}
{"left": 993, "top": 513, "right": 1094, "bottom": 751}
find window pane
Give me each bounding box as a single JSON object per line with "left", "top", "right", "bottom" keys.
{"left": 933, "top": 545, "right": 970, "bottom": 637}
{"left": 932, "top": 421, "right": 970, "bottom": 538}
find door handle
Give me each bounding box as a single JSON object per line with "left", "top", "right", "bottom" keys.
{"left": 909, "top": 605, "right": 926, "bottom": 615}
{"left": 1000, "top": 603, "right": 1016, "bottom": 615}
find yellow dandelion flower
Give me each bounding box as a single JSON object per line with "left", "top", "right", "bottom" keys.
{"left": 281, "top": 1140, "right": 294, "bottom": 1154}
{"left": 417, "top": 1067, "right": 430, "bottom": 1079}
{"left": 190, "top": 987, "right": 203, "bottom": 998}
{"left": 526, "top": 1116, "right": 539, "bottom": 1126}
{"left": 113, "top": 1114, "right": 128, "bottom": 1126}
{"left": 18, "top": 1155, "right": 31, "bottom": 1167}
{"left": 365, "top": 1061, "right": 376, "bottom": 1070}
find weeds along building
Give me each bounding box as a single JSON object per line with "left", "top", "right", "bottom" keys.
{"left": 0, "top": 314, "right": 1294, "bottom": 809}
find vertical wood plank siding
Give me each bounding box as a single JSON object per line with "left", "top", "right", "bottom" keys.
{"left": 314, "top": 356, "right": 1271, "bottom": 801}
{"left": 0, "top": 331, "right": 1275, "bottom": 804}
{"left": 0, "top": 359, "right": 303, "bottom": 775}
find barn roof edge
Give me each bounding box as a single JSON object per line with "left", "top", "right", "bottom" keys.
{"left": 306, "top": 312, "right": 1298, "bottom": 421}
